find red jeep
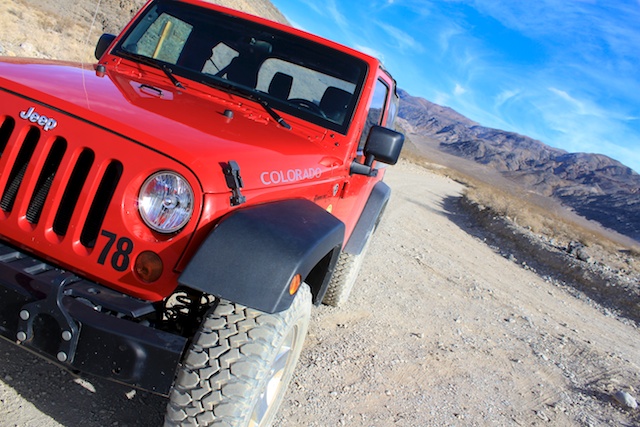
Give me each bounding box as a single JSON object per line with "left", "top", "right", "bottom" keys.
{"left": 0, "top": 0, "right": 403, "bottom": 425}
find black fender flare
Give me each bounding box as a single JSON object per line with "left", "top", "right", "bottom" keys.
{"left": 343, "top": 181, "right": 391, "bottom": 255}
{"left": 178, "top": 199, "right": 344, "bottom": 313}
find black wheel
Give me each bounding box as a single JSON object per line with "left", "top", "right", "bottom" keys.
{"left": 322, "top": 236, "right": 373, "bottom": 307}
{"left": 164, "top": 284, "right": 312, "bottom": 427}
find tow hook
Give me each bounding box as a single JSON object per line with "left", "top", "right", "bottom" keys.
{"left": 16, "top": 272, "right": 82, "bottom": 363}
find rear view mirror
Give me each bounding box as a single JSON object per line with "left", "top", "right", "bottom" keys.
{"left": 351, "top": 126, "right": 405, "bottom": 176}
{"left": 365, "top": 125, "right": 404, "bottom": 165}
{"left": 95, "top": 33, "right": 116, "bottom": 60}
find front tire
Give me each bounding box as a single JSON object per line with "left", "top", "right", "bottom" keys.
{"left": 164, "top": 284, "right": 312, "bottom": 427}
{"left": 322, "top": 235, "right": 373, "bottom": 307}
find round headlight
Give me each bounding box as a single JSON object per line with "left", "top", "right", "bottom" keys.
{"left": 139, "top": 172, "right": 194, "bottom": 233}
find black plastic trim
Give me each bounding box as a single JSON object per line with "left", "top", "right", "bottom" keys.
{"left": 343, "top": 181, "right": 391, "bottom": 255}
{"left": 179, "top": 199, "right": 345, "bottom": 313}
{"left": 0, "top": 241, "right": 186, "bottom": 396}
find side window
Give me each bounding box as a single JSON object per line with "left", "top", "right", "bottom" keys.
{"left": 359, "top": 79, "right": 389, "bottom": 149}
{"left": 387, "top": 90, "right": 400, "bottom": 129}
{"left": 202, "top": 43, "right": 239, "bottom": 75}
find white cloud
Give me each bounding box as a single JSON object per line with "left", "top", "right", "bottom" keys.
{"left": 285, "top": 17, "right": 307, "bottom": 32}
{"left": 376, "top": 21, "right": 425, "bottom": 53}
{"left": 438, "top": 26, "right": 464, "bottom": 55}
{"left": 548, "top": 87, "right": 624, "bottom": 120}
{"left": 354, "top": 44, "right": 385, "bottom": 62}
{"left": 326, "top": 0, "right": 348, "bottom": 31}
{"left": 433, "top": 91, "right": 450, "bottom": 106}
{"left": 548, "top": 88, "right": 588, "bottom": 113}
{"left": 495, "top": 89, "right": 520, "bottom": 108}
{"left": 298, "top": 0, "right": 348, "bottom": 32}
{"left": 454, "top": 83, "right": 466, "bottom": 96}
{"left": 298, "top": 0, "right": 323, "bottom": 16}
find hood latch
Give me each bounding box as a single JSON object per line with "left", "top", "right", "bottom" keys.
{"left": 222, "top": 160, "right": 246, "bottom": 207}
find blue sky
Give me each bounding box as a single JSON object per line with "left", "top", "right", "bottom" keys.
{"left": 271, "top": 0, "right": 640, "bottom": 173}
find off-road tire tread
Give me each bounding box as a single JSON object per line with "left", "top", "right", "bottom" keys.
{"left": 164, "top": 285, "right": 311, "bottom": 427}
{"left": 322, "top": 236, "right": 372, "bottom": 307}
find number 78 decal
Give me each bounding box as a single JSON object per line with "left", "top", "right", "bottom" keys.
{"left": 98, "top": 230, "right": 134, "bottom": 272}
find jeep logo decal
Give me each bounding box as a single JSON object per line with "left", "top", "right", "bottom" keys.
{"left": 19, "top": 107, "right": 58, "bottom": 131}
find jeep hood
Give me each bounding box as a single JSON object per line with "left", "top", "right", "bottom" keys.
{"left": 0, "top": 58, "right": 338, "bottom": 194}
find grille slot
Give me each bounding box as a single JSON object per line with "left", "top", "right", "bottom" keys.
{"left": 1, "top": 127, "right": 40, "bottom": 213}
{"left": 26, "top": 138, "right": 67, "bottom": 224}
{"left": 80, "top": 161, "right": 123, "bottom": 248}
{"left": 53, "top": 149, "right": 95, "bottom": 236}
{"left": 1, "top": 110, "right": 130, "bottom": 252}
{"left": 0, "top": 117, "right": 15, "bottom": 156}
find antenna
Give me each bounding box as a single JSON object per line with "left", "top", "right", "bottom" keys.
{"left": 82, "top": 0, "right": 103, "bottom": 109}
{"left": 86, "top": 0, "right": 104, "bottom": 52}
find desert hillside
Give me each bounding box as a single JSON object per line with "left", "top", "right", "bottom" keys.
{"left": 1, "top": 1, "right": 639, "bottom": 426}
{"left": 398, "top": 90, "right": 640, "bottom": 243}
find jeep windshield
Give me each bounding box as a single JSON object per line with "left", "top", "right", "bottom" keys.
{"left": 113, "top": 0, "right": 368, "bottom": 134}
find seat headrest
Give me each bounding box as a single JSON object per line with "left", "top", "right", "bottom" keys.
{"left": 268, "top": 72, "right": 293, "bottom": 100}
{"left": 320, "top": 87, "right": 352, "bottom": 124}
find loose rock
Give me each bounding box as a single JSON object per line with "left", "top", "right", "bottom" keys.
{"left": 613, "top": 390, "right": 638, "bottom": 409}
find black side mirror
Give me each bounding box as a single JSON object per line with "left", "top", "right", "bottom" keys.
{"left": 95, "top": 33, "right": 116, "bottom": 60}
{"left": 351, "top": 125, "right": 405, "bottom": 176}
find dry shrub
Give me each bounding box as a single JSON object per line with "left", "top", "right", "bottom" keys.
{"left": 401, "top": 144, "right": 640, "bottom": 271}
{"left": 462, "top": 178, "right": 640, "bottom": 257}
{"left": 7, "top": 7, "right": 23, "bottom": 19}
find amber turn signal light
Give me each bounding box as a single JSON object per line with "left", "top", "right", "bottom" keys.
{"left": 135, "top": 251, "right": 163, "bottom": 283}
{"left": 289, "top": 274, "right": 302, "bottom": 295}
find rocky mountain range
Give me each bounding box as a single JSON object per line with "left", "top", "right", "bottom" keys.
{"left": 397, "top": 89, "right": 640, "bottom": 242}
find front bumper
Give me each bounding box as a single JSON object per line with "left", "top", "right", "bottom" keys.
{"left": 0, "top": 241, "right": 186, "bottom": 396}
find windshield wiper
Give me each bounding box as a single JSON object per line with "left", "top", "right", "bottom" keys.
{"left": 256, "top": 98, "right": 291, "bottom": 130}
{"left": 117, "top": 50, "right": 184, "bottom": 89}
{"left": 198, "top": 78, "right": 291, "bottom": 130}
{"left": 161, "top": 65, "right": 184, "bottom": 89}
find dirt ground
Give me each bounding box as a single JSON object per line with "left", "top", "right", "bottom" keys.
{"left": 0, "top": 162, "right": 638, "bottom": 426}
{"left": 1, "top": 0, "right": 639, "bottom": 426}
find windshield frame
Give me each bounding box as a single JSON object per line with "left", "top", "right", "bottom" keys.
{"left": 111, "top": 0, "right": 369, "bottom": 135}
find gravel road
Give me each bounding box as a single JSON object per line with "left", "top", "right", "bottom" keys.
{"left": 1, "top": 161, "right": 638, "bottom": 426}
{"left": 1, "top": 2, "right": 639, "bottom": 423}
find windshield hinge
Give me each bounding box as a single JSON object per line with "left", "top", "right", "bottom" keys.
{"left": 222, "top": 160, "right": 246, "bottom": 206}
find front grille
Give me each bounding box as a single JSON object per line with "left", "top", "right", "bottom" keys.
{"left": 0, "top": 116, "right": 122, "bottom": 249}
